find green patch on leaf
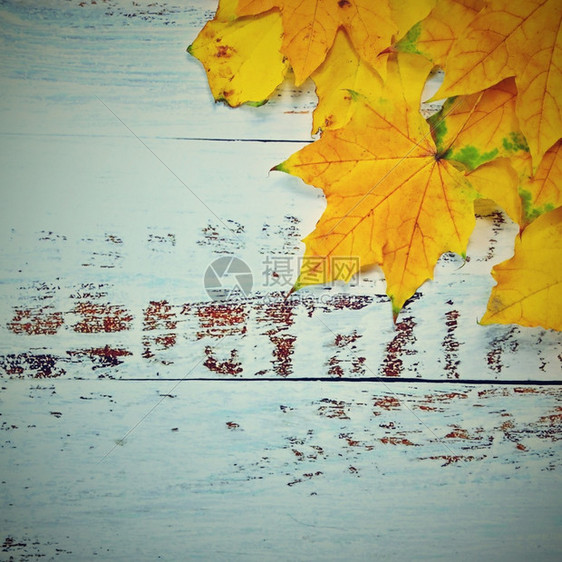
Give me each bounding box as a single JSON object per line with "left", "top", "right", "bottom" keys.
{"left": 502, "top": 131, "right": 529, "bottom": 153}
{"left": 519, "top": 189, "right": 555, "bottom": 223}
{"left": 436, "top": 147, "right": 452, "bottom": 161}
{"left": 451, "top": 145, "right": 499, "bottom": 171}
{"left": 427, "top": 104, "right": 452, "bottom": 152}
{"left": 394, "top": 22, "right": 423, "bottom": 56}
{"left": 246, "top": 99, "right": 269, "bottom": 107}
{"left": 345, "top": 89, "right": 362, "bottom": 102}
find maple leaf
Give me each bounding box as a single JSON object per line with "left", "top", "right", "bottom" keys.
{"left": 480, "top": 206, "right": 562, "bottom": 330}
{"left": 395, "top": 0, "right": 485, "bottom": 68}
{"left": 387, "top": 0, "right": 439, "bottom": 43}
{"left": 215, "top": 0, "right": 238, "bottom": 21}
{"left": 466, "top": 159, "right": 522, "bottom": 225}
{"left": 429, "top": 78, "right": 528, "bottom": 172}
{"left": 311, "top": 29, "right": 383, "bottom": 134}
{"left": 463, "top": 139, "right": 562, "bottom": 228}
{"left": 510, "top": 141, "right": 562, "bottom": 226}
{"left": 427, "top": 77, "right": 527, "bottom": 223}
{"left": 430, "top": 78, "right": 561, "bottom": 227}
{"left": 433, "top": 0, "right": 562, "bottom": 170}
{"left": 274, "top": 54, "right": 476, "bottom": 318}
{"left": 187, "top": 9, "right": 288, "bottom": 107}
{"left": 236, "top": 0, "right": 435, "bottom": 85}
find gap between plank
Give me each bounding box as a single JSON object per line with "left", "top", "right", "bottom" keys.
{"left": 102, "top": 377, "right": 562, "bottom": 385}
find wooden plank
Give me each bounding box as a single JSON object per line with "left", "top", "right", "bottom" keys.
{"left": 1, "top": 1, "right": 560, "bottom": 382}
{"left": 1, "top": 136, "right": 560, "bottom": 381}
{"left": 1, "top": 379, "right": 562, "bottom": 559}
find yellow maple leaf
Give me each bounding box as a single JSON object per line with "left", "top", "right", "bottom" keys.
{"left": 466, "top": 158, "right": 522, "bottom": 224}
{"left": 511, "top": 140, "right": 562, "bottom": 226}
{"left": 462, "top": 138, "right": 562, "bottom": 229}
{"left": 429, "top": 78, "right": 528, "bottom": 172}
{"left": 215, "top": 0, "right": 239, "bottom": 21}
{"left": 395, "top": 0, "right": 484, "bottom": 67}
{"left": 481, "top": 206, "right": 562, "bottom": 330}
{"left": 430, "top": 78, "right": 561, "bottom": 227}
{"left": 311, "top": 29, "right": 383, "bottom": 134}
{"left": 236, "top": 0, "right": 435, "bottom": 85}
{"left": 387, "top": 0, "right": 438, "bottom": 43}
{"left": 428, "top": 77, "right": 527, "bottom": 223}
{"left": 433, "top": 0, "right": 562, "bottom": 170}
{"left": 187, "top": 9, "right": 288, "bottom": 107}
{"left": 275, "top": 54, "right": 476, "bottom": 318}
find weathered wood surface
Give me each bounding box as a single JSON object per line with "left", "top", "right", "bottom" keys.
{"left": 0, "top": 1, "right": 561, "bottom": 560}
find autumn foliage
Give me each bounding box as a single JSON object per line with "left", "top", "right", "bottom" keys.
{"left": 188, "top": 0, "right": 562, "bottom": 331}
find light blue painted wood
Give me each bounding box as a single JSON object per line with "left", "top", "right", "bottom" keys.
{"left": 0, "top": 1, "right": 561, "bottom": 559}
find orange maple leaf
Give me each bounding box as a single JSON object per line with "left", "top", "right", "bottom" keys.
{"left": 433, "top": 0, "right": 562, "bottom": 170}
{"left": 236, "top": 0, "right": 435, "bottom": 85}
{"left": 481, "top": 206, "right": 562, "bottom": 330}
{"left": 275, "top": 54, "right": 476, "bottom": 318}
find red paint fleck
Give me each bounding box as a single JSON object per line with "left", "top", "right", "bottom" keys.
{"left": 154, "top": 333, "right": 176, "bottom": 349}
{"left": 143, "top": 300, "right": 177, "bottom": 331}
{"left": 417, "top": 405, "right": 439, "bottom": 411}
{"left": 423, "top": 455, "right": 478, "bottom": 466}
{"left": 203, "top": 346, "right": 242, "bottom": 376}
{"left": 257, "top": 301, "right": 296, "bottom": 376}
{"left": 374, "top": 396, "right": 401, "bottom": 410}
{"left": 486, "top": 327, "right": 519, "bottom": 374}
{"left": 67, "top": 345, "right": 132, "bottom": 368}
{"left": 445, "top": 428, "right": 471, "bottom": 439}
{"left": 257, "top": 301, "right": 295, "bottom": 328}
{"left": 270, "top": 333, "right": 297, "bottom": 376}
{"left": 500, "top": 420, "right": 514, "bottom": 432}
{"left": 8, "top": 307, "right": 64, "bottom": 335}
{"left": 380, "top": 436, "right": 415, "bottom": 446}
{"left": 327, "top": 358, "right": 344, "bottom": 377}
{"left": 72, "top": 302, "right": 133, "bottom": 333}
{"left": 381, "top": 316, "right": 417, "bottom": 377}
{"left": 442, "top": 308, "right": 461, "bottom": 378}
{"left": 317, "top": 398, "right": 350, "bottom": 419}
{"left": 324, "top": 294, "right": 372, "bottom": 311}
{"left": 538, "top": 408, "right": 562, "bottom": 426}
{"left": 0, "top": 353, "right": 65, "bottom": 378}
{"left": 197, "top": 302, "right": 248, "bottom": 339}
{"left": 435, "top": 392, "right": 468, "bottom": 402}
{"left": 328, "top": 331, "right": 365, "bottom": 377}
{"left": 334, "top": 332, "right": 361, "bottom": 347}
